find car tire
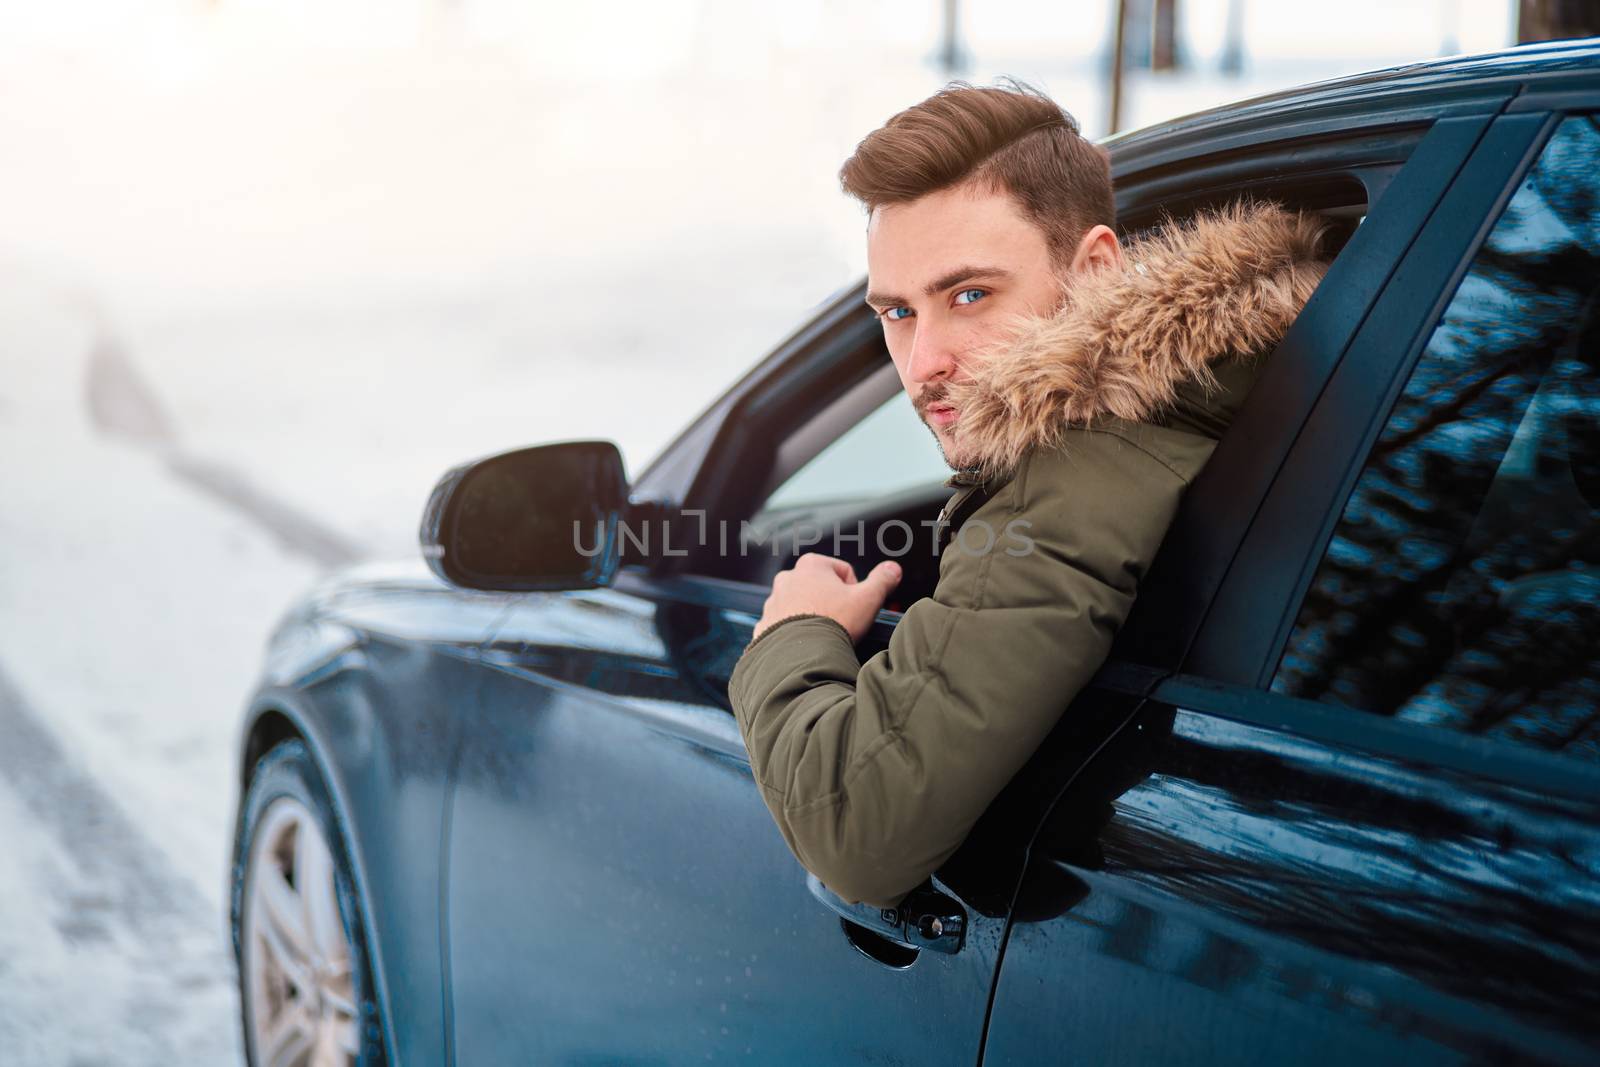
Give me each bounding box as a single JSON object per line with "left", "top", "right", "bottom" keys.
{"left": 231, "top": 738, "right": 388, "bottom": 1066}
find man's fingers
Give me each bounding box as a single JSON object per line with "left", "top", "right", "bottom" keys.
{"left": 759, "top": 556, "right": 903, "bottom": 643}
{"left": 797, "top": 553, "right": 855, "bottom": 583}
{"left": 859, "top": 560, "right": 902, "bottom": 601}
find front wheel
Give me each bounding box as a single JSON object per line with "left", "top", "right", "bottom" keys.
{"left": 232, "top": 739, "right": 387, "bottom": 1066}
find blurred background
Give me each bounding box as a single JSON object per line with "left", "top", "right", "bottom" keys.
{"left": 0, "top": 0, "right": 1574, "bottom": 1060}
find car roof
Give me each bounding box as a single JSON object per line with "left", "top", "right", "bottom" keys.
{"left": 1106, "top": 37, "right": 1600, "bottom": 180}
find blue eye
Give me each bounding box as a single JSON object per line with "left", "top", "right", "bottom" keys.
{"left": 885, "top": 306, "right": 913, "bottom": 321}
{"left": 954, "top": 288, "right": 987, "bottom": 305}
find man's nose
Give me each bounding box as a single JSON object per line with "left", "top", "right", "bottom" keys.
{"left": 905, "top": 322, "right": 957, "bottom": 384}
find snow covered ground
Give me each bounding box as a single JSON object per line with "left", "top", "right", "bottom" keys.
{"left": 0, "top": 1, "right": 1516, "bottom": 1062}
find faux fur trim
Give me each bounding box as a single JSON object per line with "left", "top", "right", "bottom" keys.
{"left": 945, "top": 200, "right": 1332, "bottom": 479}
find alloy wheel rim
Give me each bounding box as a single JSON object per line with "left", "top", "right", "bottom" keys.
{"left": 244, "top": 796, "right": 361, "bottom": 1067}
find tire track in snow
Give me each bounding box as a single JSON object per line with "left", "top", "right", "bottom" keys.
{"left": 0, "top": 662, "right": 204, "bottom": 931}
{"left": 165, "top": 453, "right": 362, "bottom": 569}
{"left": 83, "top": 321, "right": 363, "bottom": 569}
{"left": 0, "top": 662, "right": 243, "bottom": 1063}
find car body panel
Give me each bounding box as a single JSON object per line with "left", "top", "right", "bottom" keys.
{"left": 241, "top": 561, "right": 511, "bottom": 1066}
{"left": 445, "top": 579, "right": 1009, "bottom": 1063}
{"left": 984, "top": 678, "right": 1600, "bottom": 1066}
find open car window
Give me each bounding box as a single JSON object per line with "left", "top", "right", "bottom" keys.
{"left": 721, "top": 365, "right": 954, "bottom": 611}
{"left": 760, "top": 389, "right": 949, "bottom": 514}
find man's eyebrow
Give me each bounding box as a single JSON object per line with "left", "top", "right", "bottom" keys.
{"left": 865, "top": 265, "right": 1014, "bottom": 310}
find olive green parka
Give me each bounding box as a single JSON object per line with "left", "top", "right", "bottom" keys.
{"left": 728, "top": 202, "right": 1331, "bottom": 907}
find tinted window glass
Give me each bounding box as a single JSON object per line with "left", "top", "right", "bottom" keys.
{"left": 1272, "top": 116, "right": 1600, "bottom": 758}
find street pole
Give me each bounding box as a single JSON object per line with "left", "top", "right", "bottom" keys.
{"left": 1220, "top": 0, "right": 1245, "bottom": 75}
{"left": 1152, "top": 0, "right": 1181, "bottom": 71}
{"left": 1108, "top": 0, "right": 1129, "bottom": 134}
{"left": 1518, "top": 0, "right": 1600, "bottom": 42}
{"left": 935, "top": 0, "right": 970, "bottom": 76}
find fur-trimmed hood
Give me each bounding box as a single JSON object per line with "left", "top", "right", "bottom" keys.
{"left": 946, "top": 200, "right": 1332, "bottom": 480}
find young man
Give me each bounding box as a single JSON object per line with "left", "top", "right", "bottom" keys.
{"left": 727, "top": 82, "right": 1329, "bottom": 907}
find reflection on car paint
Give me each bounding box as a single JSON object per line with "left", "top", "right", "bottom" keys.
{"left": 988, "top": 698, "right": 1600, "bottom": 1065}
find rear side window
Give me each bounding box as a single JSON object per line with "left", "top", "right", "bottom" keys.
{"left": 1272, "top": 115, "right": 1600, "bottom": 759}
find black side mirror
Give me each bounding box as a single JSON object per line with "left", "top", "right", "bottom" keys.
{"left": 420, "top": 441, "right": 628, "bottom": 591}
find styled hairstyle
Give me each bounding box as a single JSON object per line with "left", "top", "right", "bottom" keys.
{"left": 839, "top": 79, "right": 1113, "bottom": 267}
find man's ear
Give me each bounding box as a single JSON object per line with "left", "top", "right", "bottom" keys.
{"left": 1068, "top": 224, "right": 1125, "bottom": 274}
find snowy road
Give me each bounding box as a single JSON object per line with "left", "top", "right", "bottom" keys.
{"left": 0, "top": 664, "right": 238, "bottom": 1063}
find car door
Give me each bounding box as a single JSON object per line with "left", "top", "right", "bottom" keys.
{"left": 985, "top": 110, "right": 1600, "bottom": 1065}
{"left": 442, "top": 329, "right": 1001, "bottom": 1061}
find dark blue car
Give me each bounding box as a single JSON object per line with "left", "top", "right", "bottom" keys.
{"left": 230, "top": 40, "right": 1600, "bottom": 1066}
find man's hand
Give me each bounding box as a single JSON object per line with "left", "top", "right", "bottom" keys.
{"left": 752, "top": 554, "right": 902, "bottom": 644}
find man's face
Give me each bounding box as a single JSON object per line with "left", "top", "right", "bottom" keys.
{"left": 865, "top": 183, "right": 1065, "bottom": 468}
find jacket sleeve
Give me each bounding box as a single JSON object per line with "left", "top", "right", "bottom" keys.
{"left": 728, "top": 424, "right": 1214, "bottom": 907}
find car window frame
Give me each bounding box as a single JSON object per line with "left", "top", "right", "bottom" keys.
{"left": 1113, "top": 115, "right": 1496, "bottom": 669}
{"left": 1187, "top": 107, "right": 1578, "bottom": 690}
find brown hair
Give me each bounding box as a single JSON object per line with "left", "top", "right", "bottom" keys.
{"left": 839, "top": 79, "right": 1113, "bottom": 267}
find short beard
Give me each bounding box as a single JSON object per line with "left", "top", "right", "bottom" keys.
{"left": 914, "top": 382, "right": 978, "bottom": 474}
{"left": 925, "top": 420, "right": 955, "bottom": 469}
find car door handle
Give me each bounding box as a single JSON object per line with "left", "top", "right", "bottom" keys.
{"left": 806, "top": 873, "right": 966, "bottom": 956}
